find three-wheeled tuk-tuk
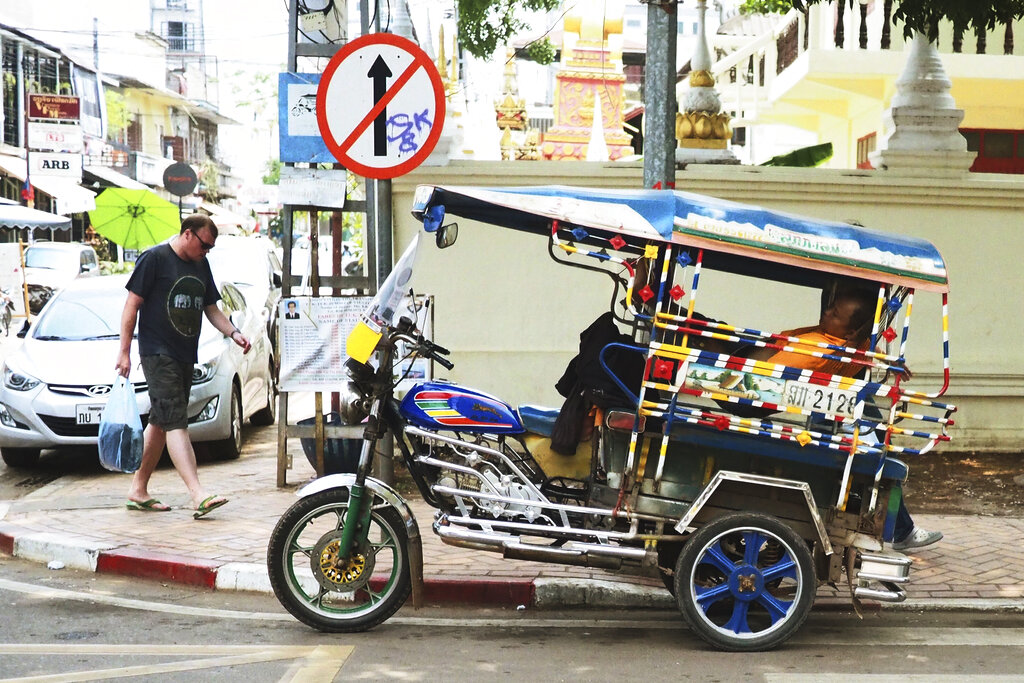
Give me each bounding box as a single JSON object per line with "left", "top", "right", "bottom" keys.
{"left": 268, "top": 185, "right": 956, "bottom": 652}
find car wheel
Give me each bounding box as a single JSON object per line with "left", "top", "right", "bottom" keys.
{"left": 251, "top": 368, "right": 277, "bottom": 426}
{"left": 1, "top": 447, "right": 41, "bottom": 468}
{"left": 216, "top": 386, "right": 243, "bottom": 460}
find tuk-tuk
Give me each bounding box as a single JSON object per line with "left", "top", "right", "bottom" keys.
{"left": 268, "top": 185, "right": 955, "bottom": 652}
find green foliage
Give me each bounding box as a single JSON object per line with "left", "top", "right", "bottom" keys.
{"left": 100, "top": 260, "right": 135, "bottom": 275}
{"left": 456, "top": 0, "right": 562, "bottom": 59}
{"left": 524, "top": 37, "right": 557, "bottom": 64}
{"left": 105, "top": 91, "right": 134, "bottom": 140}
{"left": 740, "top": 0, "right": 795, "bottom": 15}
{"left": 198, "top": 159, "right": 220, "bottom": 202}
{"left": 262, "top": 158, "right": 282, "bottom": 185}
{"left": 792, "top": 0, "right": 1024, "bottom": 42}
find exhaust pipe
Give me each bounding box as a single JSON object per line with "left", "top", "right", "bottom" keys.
{"left": 433, "top": 520, "right": 653, "bottom": 570}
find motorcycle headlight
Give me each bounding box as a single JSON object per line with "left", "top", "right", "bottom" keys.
{"left": 337, "top": 381, "right": 369, "bottom": 425}
{"left": 192, "top": 360, "right": 217, "bottom": 384}
{"left": 3, "top": 365, "right": 40, "bottom": 392}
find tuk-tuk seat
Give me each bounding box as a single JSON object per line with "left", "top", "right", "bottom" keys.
{"left": 518, "top": 404, "right": 560, "bottom": 438}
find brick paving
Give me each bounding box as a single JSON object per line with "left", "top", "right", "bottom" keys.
{"left": 3, "top": 417, "right": 1022, "bottom": 605}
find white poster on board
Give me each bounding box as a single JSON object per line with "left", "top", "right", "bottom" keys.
{"left": 278, "top": 296, "right": 372, "bottom": 392}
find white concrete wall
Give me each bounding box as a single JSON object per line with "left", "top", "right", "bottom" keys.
{"left": 391, "top": 161, "right": 1024, "bottom": 453}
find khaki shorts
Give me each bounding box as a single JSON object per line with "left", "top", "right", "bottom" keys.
{"left": 141, "top": 355, "right": 193, "bottom": 431}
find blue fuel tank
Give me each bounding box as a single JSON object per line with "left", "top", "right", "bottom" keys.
{"left": 399, "top": 381, "right": 525, "bottom": 434}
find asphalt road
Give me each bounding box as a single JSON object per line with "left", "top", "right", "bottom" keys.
{"left": 2, "top": 554, "right": 1024, "bottom": 682}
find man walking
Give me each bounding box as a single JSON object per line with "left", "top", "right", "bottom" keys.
{"left": 116, "top": 214, "right": 251, "bottom": 518}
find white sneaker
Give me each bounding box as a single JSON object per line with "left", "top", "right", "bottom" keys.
{"left": 892, "top": 526, "right": 943, "bottom": 551}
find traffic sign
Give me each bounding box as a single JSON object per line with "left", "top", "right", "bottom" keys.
{"left": 316, "top": 33, "right": 446, "bottom": 180}
{"left": 162, "top": 162, "right": 197, "bottom": 196}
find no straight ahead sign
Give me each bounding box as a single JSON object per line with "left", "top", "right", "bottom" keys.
{"left": 316, "top": 33, "right": 446, "bottom": 180}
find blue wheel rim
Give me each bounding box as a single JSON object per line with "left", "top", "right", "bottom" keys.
{"left": 689, "top": 526, "right": 803, "bottom": 641}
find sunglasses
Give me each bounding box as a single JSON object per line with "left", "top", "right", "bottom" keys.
{"left": 191, "top": 231, "right": 215, "bottom": 251}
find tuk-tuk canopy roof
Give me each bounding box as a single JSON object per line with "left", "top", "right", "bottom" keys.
{"left": 412, "top": 185, "right": 949, "bottom": 291}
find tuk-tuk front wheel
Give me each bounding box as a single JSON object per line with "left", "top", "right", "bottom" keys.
{"left": 674, "top": 512, "right": 815, "bottom": 652}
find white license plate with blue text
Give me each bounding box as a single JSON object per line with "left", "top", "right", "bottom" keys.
{"left": 783, "top": 381, "right": 858, "bottom": 418}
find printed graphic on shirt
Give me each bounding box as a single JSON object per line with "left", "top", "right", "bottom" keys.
{"left": 166, "top": 275, "right": 207, "bottom": 337}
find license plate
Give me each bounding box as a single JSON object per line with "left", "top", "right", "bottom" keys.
{"left": 76, "top": 404, "right": 104, "bottom": 425}
{"left": 782, "top": 381, "right": 858, "bottom": 418}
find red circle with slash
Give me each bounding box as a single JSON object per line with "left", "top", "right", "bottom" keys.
{"left": 317, "top": 33, "right": 446, "bottom": 179}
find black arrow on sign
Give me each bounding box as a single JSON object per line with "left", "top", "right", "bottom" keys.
{"left": 367, "top": 55, "right": 392, "bottom": 157}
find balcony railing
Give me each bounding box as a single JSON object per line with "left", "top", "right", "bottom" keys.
{"left": 707, "top": 3, "right": 1021, "bottom": 125}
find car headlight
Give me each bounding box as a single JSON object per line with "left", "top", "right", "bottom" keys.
{"left": 3, "top": 365, "right": 40, "bottom": 392}
{"left": 192, "top": 360, "right": 217, "bottom": 384}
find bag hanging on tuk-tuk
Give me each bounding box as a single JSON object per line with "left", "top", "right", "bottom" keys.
{"left": 97, "top": 375, "right": 144, "bottom": 473}
{"left": 551, "top": 312, "right": 645, "bottom": 454}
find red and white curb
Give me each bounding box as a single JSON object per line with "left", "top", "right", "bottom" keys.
{"left": 0, "top": 520, "right": 668, "bottom": 606}
{"left": 8, "top": 521, "right": 1019, "bottom": 613}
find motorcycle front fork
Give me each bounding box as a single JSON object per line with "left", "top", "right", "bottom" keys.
{"left": 335, "top": 397, "right": 385, "bottom": 559}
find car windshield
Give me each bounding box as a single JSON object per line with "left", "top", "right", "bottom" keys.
{"left": 26, "top": 248, "right": 77, "bottom": 271}
{"left": 32, "top": 288, "right": 129, "bottom": 340}
{"left": 30, "top": 282, "right": 232, "bottom": 343}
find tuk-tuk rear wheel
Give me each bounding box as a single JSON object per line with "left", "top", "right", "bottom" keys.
{"left": 674, "top": 512, "right": 815, "bottom": 652}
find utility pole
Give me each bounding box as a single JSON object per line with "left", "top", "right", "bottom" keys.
{"left": 358, "top": 0, "right": 395, "bottom": 485}
{"left": 643, "top": 0, "right": 678, "bottom": 190}
{"left": 18, "top": 42, "right": 33, "bottom": 209}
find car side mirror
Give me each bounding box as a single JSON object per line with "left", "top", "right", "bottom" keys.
{"left": 272, "top": 272, "right": 282, "bottom": 287}
{"left": 16, "top": 318, "right": 29, "bottom": 338}
{"left": 229, "top": 310, "right": 244, "bottom": 330}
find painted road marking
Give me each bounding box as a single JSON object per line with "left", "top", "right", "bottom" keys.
{"left": 766, "top": 677, "right": 1024, "bottom": 682}
{"left": 0, "top": 644, "right": 352, "bottom": 682}
{"left": 2, "top": 578, "right": 1024, "bottom": 648}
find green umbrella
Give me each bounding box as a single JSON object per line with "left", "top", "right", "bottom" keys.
{"left": 88, "top": 188, "right": 181, "bottom": 251}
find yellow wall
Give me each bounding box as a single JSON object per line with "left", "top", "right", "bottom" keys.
{"left": 122, "top": 90, "right": 174, "bottom": 158}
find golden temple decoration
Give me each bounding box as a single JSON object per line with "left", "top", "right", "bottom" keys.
{"left": 676, "top": 0, "right": 735, "bottom": 156}
{"left": 495, "top": 50, "right": 528, "bottom": 132}
{"left": 539, "top": 0, "right": 634, "bottom": 161}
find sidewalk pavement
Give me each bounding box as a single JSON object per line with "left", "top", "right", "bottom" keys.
{"left": 2, "top": 418, "right": 1024, "bottom": 612}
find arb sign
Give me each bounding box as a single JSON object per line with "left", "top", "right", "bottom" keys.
{"left": 316, "top": 33, "right": 446, "bottom": 180}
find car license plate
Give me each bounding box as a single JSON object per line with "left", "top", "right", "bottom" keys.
{"left": 783, "top": 381, "right": 858, "bottom": 418}
{"left": 76, "top": 404, "right": 104, "bottom": 425}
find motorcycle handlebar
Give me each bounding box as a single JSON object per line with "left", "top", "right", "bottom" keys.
{"left": 392, "top": 331, "right": 455, "bottom": 371}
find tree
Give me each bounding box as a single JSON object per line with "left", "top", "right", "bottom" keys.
{"left": 455, "top": 0, "right": 561, "bottom": 59}
{"left": 105, "top": 90, "right": 135, "bottom": 142}
{"left": 789, "top": 0, "right": 1024, "bottom": 43}
{"left": 262, "top": 159, "right": 282, "bottom": 185}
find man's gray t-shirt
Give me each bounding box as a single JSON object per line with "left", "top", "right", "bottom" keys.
{"left": 126, "top": 243, "right": 221, "bottom": 363}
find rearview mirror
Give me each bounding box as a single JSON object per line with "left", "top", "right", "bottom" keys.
{"left": 435, "top": 223, "right": 458, "bottom": 249}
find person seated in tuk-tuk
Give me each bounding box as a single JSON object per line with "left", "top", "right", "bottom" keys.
{"left": 746, "top": 281, "right": 874, "bottom": 372}
{"left": 746, "top": 283, "right": 942, "bottom": 552}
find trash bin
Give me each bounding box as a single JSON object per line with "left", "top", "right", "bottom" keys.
{"left": 298, "top": 412, "right": 361, "bottom": 474}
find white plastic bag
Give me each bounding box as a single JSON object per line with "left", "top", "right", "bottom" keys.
{"left": 97, "top": 375, "right": 144, "bottom": 473}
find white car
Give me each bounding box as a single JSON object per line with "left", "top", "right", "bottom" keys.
{"left": 23, "top": 242, "right": 101, "bottom": 314}
{"left": 205, "top": 234, "right": 283, "bottom": 351}
{"left": 0, "top": 274, "right": 276, "bottom": 468}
